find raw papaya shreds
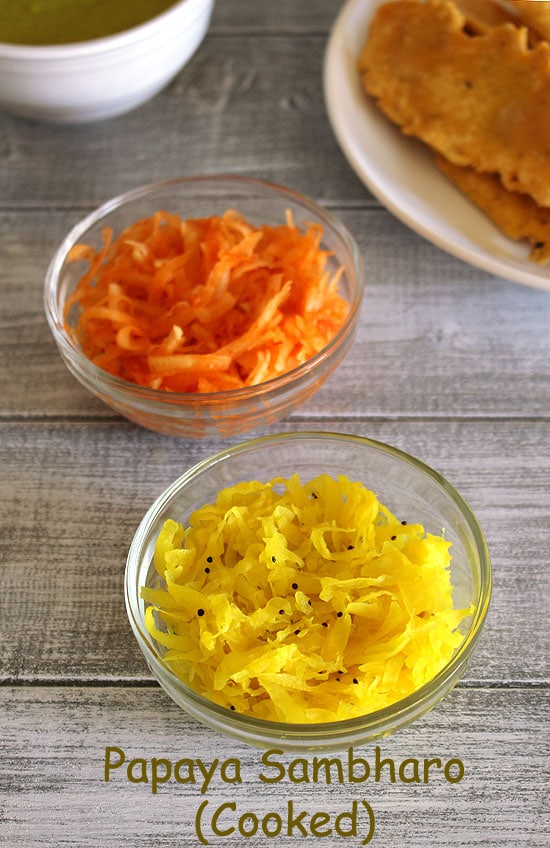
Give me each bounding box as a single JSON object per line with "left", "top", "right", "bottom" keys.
{"left": 64, "top": 209, "right": 349, "bottom": 392}
{"left": 141, "top": 474, "right": 473, "bottom": 723}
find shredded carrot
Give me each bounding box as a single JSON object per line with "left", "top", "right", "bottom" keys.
{"left": 64, "top": 209, "right": 349, "bottom": 392}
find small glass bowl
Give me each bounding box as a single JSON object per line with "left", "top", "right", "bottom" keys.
{"left": 44, "top": 175, "right": 364, "bottom": 438}
{"left": 125, "top": 432, "right": 491, "bottom": 751}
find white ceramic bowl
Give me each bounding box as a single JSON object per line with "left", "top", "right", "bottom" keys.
{"left": 0, "top": 0, "right": 215, "bottom": 123}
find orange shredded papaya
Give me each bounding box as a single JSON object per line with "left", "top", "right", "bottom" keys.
{"left": 64, "top": 209, "right": 349, "bottom": 392}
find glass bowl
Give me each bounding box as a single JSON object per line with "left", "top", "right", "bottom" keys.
{"left": 125, "top": 431, "right": 491, "bottom": 751}
{"left": 44, "top": 176, "right": 364, "bottom": 438}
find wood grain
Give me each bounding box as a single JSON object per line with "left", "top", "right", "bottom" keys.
{"left": 1, "top": 209, "right": 549, "bottom": 419}
{"left": 0, "top": 418, "right": 548, "bottom": 685}
{"left": 1, "top": 686, "right": 548, "bottom": 847}
{"left": 0, "top": 33, "right": 359, "bottom": 208}
{"left": 0, "top": 0, "right": 548, "bottom": 845}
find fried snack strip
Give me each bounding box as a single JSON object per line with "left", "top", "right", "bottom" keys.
{"left": 453, "top": 0, "right": 519, "bottom": 34}
{"left": 508, "top": 1, "right": 550, "bottom": 41}
{"left": 454, "top": 0, "right": 543, "bottom": 48}
{"left": 358, "top": 0, "right": 550, "bottom": 208}
{"left": 436, "top": 155, "right": 550, "bottom": 264}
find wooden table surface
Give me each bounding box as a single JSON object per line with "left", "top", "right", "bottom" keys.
{"left": 1, "top": 2, "right": 548, "bottom": 845}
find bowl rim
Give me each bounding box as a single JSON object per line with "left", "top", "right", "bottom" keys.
{"left": 0, "top": 0, "right": 213, "bottom": 57}
{"left": 44, "top": 174, "right": 365, "bottom": 405}
{"left": 125, "top": 430, "right": 492, "bottom": 743}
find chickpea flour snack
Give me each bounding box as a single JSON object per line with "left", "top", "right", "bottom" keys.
{"left": 358, "top": 0, "right": 550, "bottom": 263}
{"left": 436, "top": 155, "right": 550, "bottom": 264}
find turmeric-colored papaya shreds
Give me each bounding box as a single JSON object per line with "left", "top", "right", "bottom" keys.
{"left": 141, "top": 473, "right": 473, "bottom": 723}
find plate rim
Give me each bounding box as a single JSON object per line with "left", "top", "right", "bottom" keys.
{"left": 323, "top": 0, "right": 550, "bottom": 293}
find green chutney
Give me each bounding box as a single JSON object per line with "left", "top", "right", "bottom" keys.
{"left": 0, "top": 1, "right": 179, "bottom": 45}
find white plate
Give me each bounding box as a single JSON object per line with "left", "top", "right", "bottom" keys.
{"left": 323, "top": 0, "right": 550, "bottom": 292}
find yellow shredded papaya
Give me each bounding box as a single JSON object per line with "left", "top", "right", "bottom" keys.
{"left": 141, "top": 474, "right": 474, "bottom": 723}
{"left": 64, "top": 209, "right": 349, "bottom": 392}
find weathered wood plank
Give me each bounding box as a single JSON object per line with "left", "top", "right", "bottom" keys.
{"left": 0, "top": 418, "right": 547, "bottom": 684}
{"left": 0, "top": 32, "right": 363, "bottom": 208}
{"left": 1, "top": 685, "right": 548, "bottom": 847}
{"left": 211, "top": 0, "right": 343, "bottom": 33}
{"left": 1, "top": 3, "right": 548, "bottom": 844}
{"left": 1, "top": 209, "right": 549, "bottom": 420}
